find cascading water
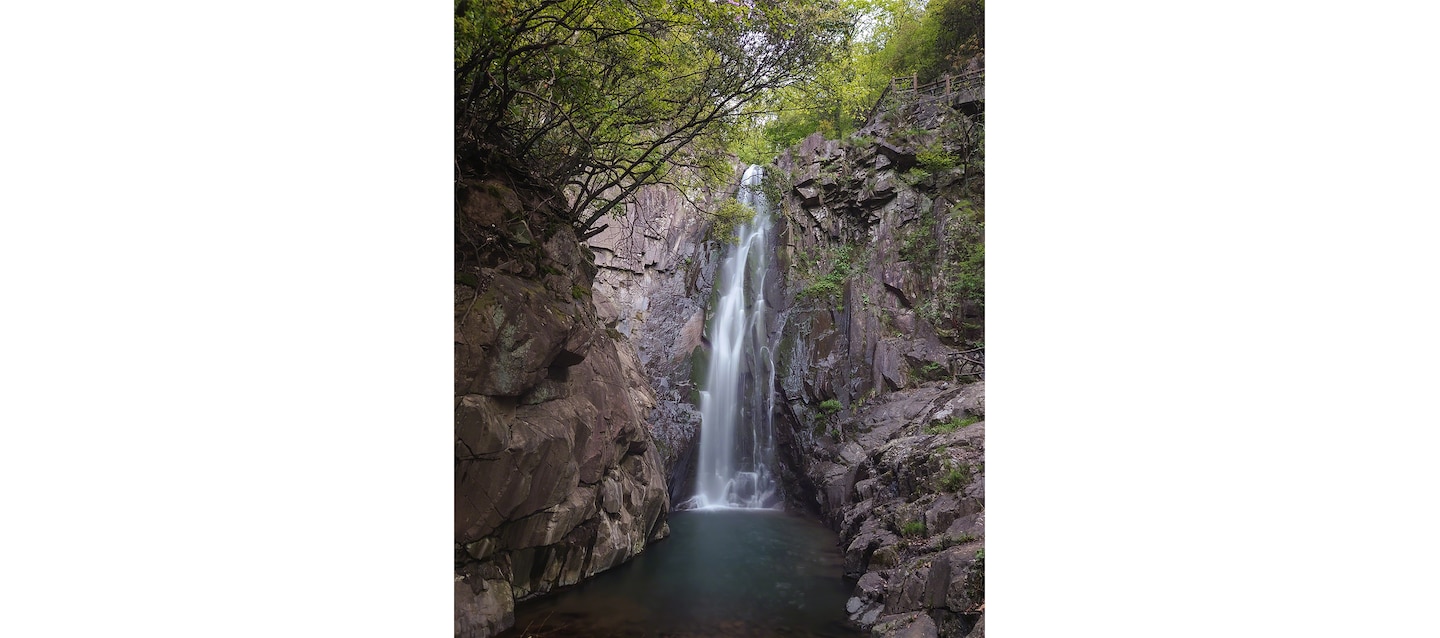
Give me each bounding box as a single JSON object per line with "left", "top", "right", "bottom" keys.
{"left": 499, "top": 166, "right": 866, "bottom": 638}
{"left": 686, "top": 165, "right": 781, "bottom": 510}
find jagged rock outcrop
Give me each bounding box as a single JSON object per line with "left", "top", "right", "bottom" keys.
{"left": 766, "top": 96, "right": 986, "bottom": 636}
{"left": 455, "top": 175, "right": 671, "bottom": 638}
{"left": 771, "top": 110, "right": 984, "bottom": 411}
{"left": 835, "top": 383, "right": 985, "bottom": 637}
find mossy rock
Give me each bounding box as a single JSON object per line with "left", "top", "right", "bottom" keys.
{"left": 870, "top": 545, "right": 900, "bottom": 568}
{"left": 688, "top": 344, "right": 709, "bottom": 406}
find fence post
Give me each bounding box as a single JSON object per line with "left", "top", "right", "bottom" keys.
{"left": 946, "top": 74, "right": 952, "bottom": 97}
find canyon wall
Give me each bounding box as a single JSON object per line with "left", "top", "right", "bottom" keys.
{"left": 454, "top": 92, "right": 986, "bottom": 637}
{"left": 454, "top": 176, "right": 672, "bottom": 638}
{"left": 767, "top": 97, "right": 988, "bottom": 637}
{"left": 585, "top": 181, "right": 727, "bottom": 504}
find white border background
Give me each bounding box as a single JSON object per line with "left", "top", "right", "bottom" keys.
{"left": 2, "top": 1, "right": 1437, "bottom": 635}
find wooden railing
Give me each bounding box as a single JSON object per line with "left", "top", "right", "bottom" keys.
{"left": 866, "top": 69, "right": 984, "bottom": 123}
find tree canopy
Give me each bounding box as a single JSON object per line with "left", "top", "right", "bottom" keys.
{"left": 749, "top": 0, "right": 984, "bottom": 156}
{"left": 455, "top": 0, "right": 850, "bottom": 231}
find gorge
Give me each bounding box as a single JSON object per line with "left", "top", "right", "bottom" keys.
{"left": 457, "top": 92, "right": 984, "bottom": 636}
{"left": 456, "top": 1, "right": 983, "bottom": 636}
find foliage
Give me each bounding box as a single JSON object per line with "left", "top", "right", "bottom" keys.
{"left": 797, "top": 243, "right": 857, "bottom": 305}
{"left": 885, "top": 0, "right": 984, "bottom": 84}
{"left": 940, "top": 201, "right": 985, "bottom": 320}
{"left": 708, "top": 199, "right": 755, "bottom": 243}
{"left": 916, "top": 143, "right": 957, "bottom": 170}
{"left": 907, "top": 197, "right": 984, "bottom": 346}
{"left": 900, "top": 520, "right": 926, "bottom": 538}
{"left": 731, "top": 119, "right": 777, "bottom": 167}
{"left": 898, "top": 167, "right": 930, "bottom": 186}
{"left": 967, "top": 547, "right": 985, "bottom": 603}
{"left": 900, "top": 204, "right": 937, "bottom": 263}
{"left": 845, "top": 133, "right": 876, "bottom": 147}
{"left": 798, "top": 275, "right": 844, "bottom": 304}
{"left": 818, "top": 399, "right": 843, "bottom": 417}
{"left": 925, "top": 414, "right": 979, "bottom": 434}
{"left": 756, "top": 0, "right": 907, "bottom": 149}
{"left": 942, "top": 114, "right": 985, "bottom": 175}
{"left": 456, "top": 0, "right": 851, "bottom": 229}
{"left": 759, "top": 168, "right": 791, "bottom": 209}
{"left": 754, "top": 0, "right": 984, "bottom": 148}
{"left": 939, "top": 462, "right": 970, "bottom": 491}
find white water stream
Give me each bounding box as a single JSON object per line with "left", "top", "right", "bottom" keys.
{"left": 686, "top": 165, "right": 781, "bottom": 510}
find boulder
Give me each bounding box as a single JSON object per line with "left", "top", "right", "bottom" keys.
{"left": 455, "top": 578, "right": 513, "bottom": 638}
{"left": 871, "top": 611, "right": 938, "bottom": 638}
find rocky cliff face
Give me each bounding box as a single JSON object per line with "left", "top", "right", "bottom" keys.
{"left": 454, "top": 175, "right": 671, "bottom": 638}
{"left": 452, "top": 96, "right": 984, "bottom": 637}
{"left": 828, "top": 382, "right": 986, "bottom": 637}
{"left": 584, "top": 181, "right": 726, "bottom": 504}
{"left": 766, "top": 97, "right": 987, "bottom": 636}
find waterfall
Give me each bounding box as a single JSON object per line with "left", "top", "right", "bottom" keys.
{"left": 686, "top": 165, "right": 781, "bottom": 510}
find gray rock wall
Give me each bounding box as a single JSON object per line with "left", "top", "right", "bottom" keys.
{"left": 453, "top": 96, "right": 986, "bottom": 636}
{"left": 586, "top": 177, "right": 732, "bottom": 503}
{"left": 766, "top": 100, "right": 987, "bottom": 636}
{"left": 834, "top": 383, "right": 986, "bottom": 638}
{"left": 455, "top": 177, "right": 672, "bottom": 638}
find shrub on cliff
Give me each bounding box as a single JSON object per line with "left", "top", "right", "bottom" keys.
{"left": 708, "top": 199, "right": 756, "bottom": 243}
{"left": 916, "top": 143, "right": 958, "bottom": 170}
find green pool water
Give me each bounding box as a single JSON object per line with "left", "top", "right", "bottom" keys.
{"left": 500, "top": 509, "right": 864, "bottom": 637}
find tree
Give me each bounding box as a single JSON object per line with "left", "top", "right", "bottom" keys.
{"left": 885, "top": 0, "right": 983, "bottom": 84}
{"left": 455, "top": 0, "right": 850, "bottom": 233}
{"left": 750, "top": 0, "right": 985, "bottom": 153}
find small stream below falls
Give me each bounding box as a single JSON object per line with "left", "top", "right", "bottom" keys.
{"left": 500, "top": 510, "right": 864, "bottom": 637}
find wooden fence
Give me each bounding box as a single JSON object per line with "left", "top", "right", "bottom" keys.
{"left": 866, "top": 69, "right": 984, "bottom": 123}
